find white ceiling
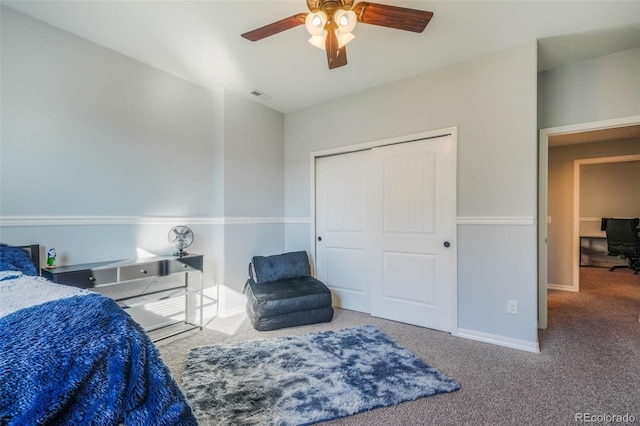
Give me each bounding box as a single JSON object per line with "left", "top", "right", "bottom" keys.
{"left": 2, "top": 1, "right": 639, "bottom": 113}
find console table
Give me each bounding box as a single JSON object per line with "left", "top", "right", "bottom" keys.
{"left": 42, "top": 254, "right": 204, "bottom": 341}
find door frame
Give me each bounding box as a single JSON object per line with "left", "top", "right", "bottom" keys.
{"left": 538, "top": 115, "right": 640, "bottom": 329}
{"left": 572, "top": 154, "right": 640, "bottom": 291}
{"left": 310, "top": 127, "right": 458, "bottom": 331}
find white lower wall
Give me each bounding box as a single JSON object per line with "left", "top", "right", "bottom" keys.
{"left": 221, "top": 223, "right": 284, "bottom": 316}
{"left": 457, "top": 222, "right": 538, "bottom": 344}
{"left": 0, "top": 221, "right": 219, "bottom": 288}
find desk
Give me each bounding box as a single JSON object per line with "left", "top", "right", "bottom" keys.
{"left": 42, "top": 254, "right": 205, "bottom": 341}
{"left": 579, "top": 236, "right": 627, "bottom": 268}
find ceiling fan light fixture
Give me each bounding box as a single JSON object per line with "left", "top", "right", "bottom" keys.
{"left": 334, "top": 9, "right": 357, "bottom": 34}
{"left": 336, "top": 31, "right": 355, "bottom": 48}
{"left": 305, "top": 11, "right": 328, "bottom": 36}
{"left": 334, "top": 9, "right": 356, "bottom": 48}
{"left": 308, "top": 33, "right": 327, "bottom": 49}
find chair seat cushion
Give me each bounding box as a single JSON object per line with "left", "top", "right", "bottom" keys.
{"left": 244, "top": 276, "right": 333, "bottom": 318}
{"left": 246, "top": 307, "right": 334, "bottom": 332}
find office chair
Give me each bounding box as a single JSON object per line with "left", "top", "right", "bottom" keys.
{"left": 603, "top": 218, "right": 640, "bottom": 274}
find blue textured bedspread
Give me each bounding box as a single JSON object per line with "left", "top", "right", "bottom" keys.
{"left": 0, "top": 291, "right": 197, "bottom": 425}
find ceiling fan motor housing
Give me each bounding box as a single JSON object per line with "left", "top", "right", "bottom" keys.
{"left": 307, "top": 0, "right": 355, "bottom": 14}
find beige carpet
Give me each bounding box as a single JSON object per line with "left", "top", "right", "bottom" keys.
{"left": 156, "top": 267, "right": 640, "bottom": 425}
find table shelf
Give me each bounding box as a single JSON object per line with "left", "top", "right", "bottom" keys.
{"left": 42, "top": 254, "right": 207, "bottom": 341}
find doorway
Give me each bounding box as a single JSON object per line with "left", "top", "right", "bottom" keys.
{"left": 538, "top": 116, "right": 640, "bottom": 329}
{"left": 312, "top": 128, "right": 458, "bottom": 332}
{"left": 573, "top": 154, "right": 640, "bottom": 290}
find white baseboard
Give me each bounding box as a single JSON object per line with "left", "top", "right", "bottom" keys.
{"left": 456, "top": 216, "right": 536, "bottom": 226}
{"left": 548, "top": 283, "right": 579, "bottom": 292}
{"left": 457, "top": 328, "right": 540, "bottom": 353}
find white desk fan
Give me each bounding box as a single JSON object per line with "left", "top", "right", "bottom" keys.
{"left": 168, "top": 226, "right": 193, "bottom": 257}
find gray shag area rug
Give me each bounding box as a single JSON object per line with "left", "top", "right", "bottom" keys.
{"left": 182, "top": 325, "right": 460, "bottom": 425}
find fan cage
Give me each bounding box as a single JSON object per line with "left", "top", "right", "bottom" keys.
{"left": 168, "top": 226, "right": 194, "bottom": 257}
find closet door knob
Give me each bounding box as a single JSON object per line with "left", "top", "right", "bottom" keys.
{"left": 317, "top": 236, "right": 322, "bottom": 241}
{"left": 444, "top": 241, "right": 451, "bottom": 248}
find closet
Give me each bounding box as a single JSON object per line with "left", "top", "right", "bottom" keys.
{"left": 314, "top": 134, "right": 456, "bottom": 332}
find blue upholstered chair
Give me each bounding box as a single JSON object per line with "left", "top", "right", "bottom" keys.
{"left": 243, "top": 251, "right": 334, "bottom": 331}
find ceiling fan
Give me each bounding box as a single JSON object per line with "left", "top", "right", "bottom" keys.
{"left": 241, "top": 0, "right": 433, "bottom": 70}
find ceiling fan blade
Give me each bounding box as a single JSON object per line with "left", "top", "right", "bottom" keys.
{"left": 352, "top": 2, "right": 433, "bottom": 33}
{"left": 325, "top": 29, "right": 348, "bottom": 69}
{"left": 241, "top": 13, "right": 307, "bottom": 41}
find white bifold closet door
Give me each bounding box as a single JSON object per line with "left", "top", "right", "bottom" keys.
{"left": 315, "top": 135, "right": 455, "bottom": 332}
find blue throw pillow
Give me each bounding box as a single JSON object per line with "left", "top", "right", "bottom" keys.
{"left": 251, "top": 251, "right": 311, "bottom": 283}
{"left": 0, "top": 244, "right": 38, "bottom": 276}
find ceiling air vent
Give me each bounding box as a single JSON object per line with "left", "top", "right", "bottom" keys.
{"left": 249, "top": 89, "right": 272, "bottom": 101}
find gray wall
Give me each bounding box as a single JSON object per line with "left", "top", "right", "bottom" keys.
{"left": 538, "top": 48, "right": 640, "bottom": 129}
{"left": 1, "top": 7, "right": 216, "bottom": 218}
{"left": 581, "top": 160, "right": 640, "bottom": 220}
{"left": 284, "top": 42, "right": 539, "bottom": 346}
{"left": 218, "top": 89, "right": 285, "bottom": 313}
{"left": 0, "top": 8, "right": 285, "bottom": 315}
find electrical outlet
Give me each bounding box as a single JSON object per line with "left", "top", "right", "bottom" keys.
{"left": 507, "top": 300, "right": 518, "bottom": 314}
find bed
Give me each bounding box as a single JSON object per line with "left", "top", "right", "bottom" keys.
{"left": 0, "top": 244, "right": 197, "bottom": 425}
